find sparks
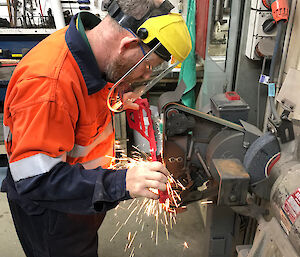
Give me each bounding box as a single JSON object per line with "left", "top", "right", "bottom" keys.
{"left": 129, "top": 247, "right": 135, "bottom": 257}
{"left": 109, "top": 148, "right": 188, "bottom": 255}
{"left": 155, "top": 212, "right": 159, "bottom": 245}
{"left": 127, "top": 231, "right": 137, "bottom": 249}
{"left": 110, "top": 224, "right": 124, "bottom": 242}
{"left": 141, "top": 222, "right": 145, "bottom": 232}
{"left": 124, "top": 205, "right": 138, "bottom": 225}
{"left": 200, "top": 200, "right": 214, "bottom": 205}
{"left": 127, "top": 232, "right": 131, "bottom": 241}
{"left": 164, "top": 224, "right": 169, "bottom": 240}
{"left": 127, "top": 198, "right": 137, "bottom": 210}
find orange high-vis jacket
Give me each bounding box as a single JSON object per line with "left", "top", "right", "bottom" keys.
{"left": 2, "top": 13, "right": 130, "bottom": 215}
{"left": 4, "top": 26, "right": 114, "bottom": 181}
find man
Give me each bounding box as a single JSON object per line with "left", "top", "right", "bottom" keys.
{"left": 1, "top": 0, "right": 191, "bottom": 256}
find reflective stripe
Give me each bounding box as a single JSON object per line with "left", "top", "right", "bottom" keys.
{"left": 82, "top": 147, "right": 114, "bottom": 169}
{"left": 9, "top": 153, "right": 67, "bottom": 182}
{"left": 68, "top": 122, "right": 113, "bottom": 158}
{"left": 3, "top": 124, "right": 12, "bottom": 142}
{"left": 82, "top": 156, "right": 111, "bottom": 170}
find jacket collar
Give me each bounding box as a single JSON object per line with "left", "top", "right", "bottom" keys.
{"left": 65, "top": 13, "right": 107, "bottom": 95}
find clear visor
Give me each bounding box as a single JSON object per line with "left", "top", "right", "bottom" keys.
{"left": 107, "top": 42, "right": 179, "bottom": 113}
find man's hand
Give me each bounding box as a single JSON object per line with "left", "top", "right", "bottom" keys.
{"left": 126, "top": 161, "right": 169, "bottom": 199}
{"left": 122, "top": 92, "right": 139, "bottom": 110}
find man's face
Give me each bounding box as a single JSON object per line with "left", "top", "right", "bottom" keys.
{"left": 105, "top": 41, "right": 166, "bottom": 111}
{"left": 106, "top": 42, "right": 164, "bottom": 85}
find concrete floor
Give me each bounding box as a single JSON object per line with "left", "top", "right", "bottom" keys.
{"left": 0, "top": 193, "right": 207, "bottom": 257}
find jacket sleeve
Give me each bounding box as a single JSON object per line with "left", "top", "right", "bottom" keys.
{"left": 14, "top": 162, "right": 131, "bottom": 214}
{"left": 4, "top": 77, "right": 131, "bottom": 215}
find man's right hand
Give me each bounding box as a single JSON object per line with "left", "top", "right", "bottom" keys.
{"left": 126, "top": 161, "right": 169, "bottom": 199}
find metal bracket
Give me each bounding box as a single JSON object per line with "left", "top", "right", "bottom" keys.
{"left": 211, "top": 158, "right": 250, "bottom": 206}
{"left": 240, "top": 120, "right": 263, "bottom": 149}
{"left": 277, "top": 118, "right": 295, "bottom": 143}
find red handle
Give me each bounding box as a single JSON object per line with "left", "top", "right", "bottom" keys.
{"left": 126, "top": 99, "right": 170, "bottom": 203}
{"left": 126, "top": 99, "right": 157, "bottom": 161}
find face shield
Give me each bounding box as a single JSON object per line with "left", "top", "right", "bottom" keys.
{"left": 106, "top": 42, "right": 179, "bottom": 112}
{"left": 106, "top": 1, "right": 192, "bottom": 112}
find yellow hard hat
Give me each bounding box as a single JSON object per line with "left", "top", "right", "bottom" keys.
{"left": 137, "top": 13, "right": 192, "bottom": 63}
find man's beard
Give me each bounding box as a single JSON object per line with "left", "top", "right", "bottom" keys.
{"left": 105, "top": 55, "right": 150, "bottom": 96}
{"left": 106, "top": 55, "right": 133, "bottom": 83}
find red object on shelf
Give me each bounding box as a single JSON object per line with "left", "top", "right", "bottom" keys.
{"left": 225, "top": 91, "right": 241, "bottom": 101}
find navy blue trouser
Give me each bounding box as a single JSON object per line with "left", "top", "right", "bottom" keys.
{"left": 8, "top": 199, "right": 106, "bottom": 257}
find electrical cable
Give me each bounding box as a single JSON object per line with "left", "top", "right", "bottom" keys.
{"left": 257, "top": 57, "right": 267, "bottom": 128}
{"left": 277, "top": 0, "right": 297, "bottom": 93}
{"left": 269, "top": 21, "right": 284, "bottom": 81}
{"left": 263, "top": 1, "right": 294, "bottom": 132}
{"left": 268, "top": 20, "right": 285, "bottom": 125}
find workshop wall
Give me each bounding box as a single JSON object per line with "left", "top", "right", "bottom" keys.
{"left": 284, "top": 1, "right": 300, "bottom": 75}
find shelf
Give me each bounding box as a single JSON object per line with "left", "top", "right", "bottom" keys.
{"left": 0, "top": 28, "right": 57, "bottom": 35}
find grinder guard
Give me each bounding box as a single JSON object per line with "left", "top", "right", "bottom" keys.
{"left": 161, "top": 102, "right": 280, "bottom": 207}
